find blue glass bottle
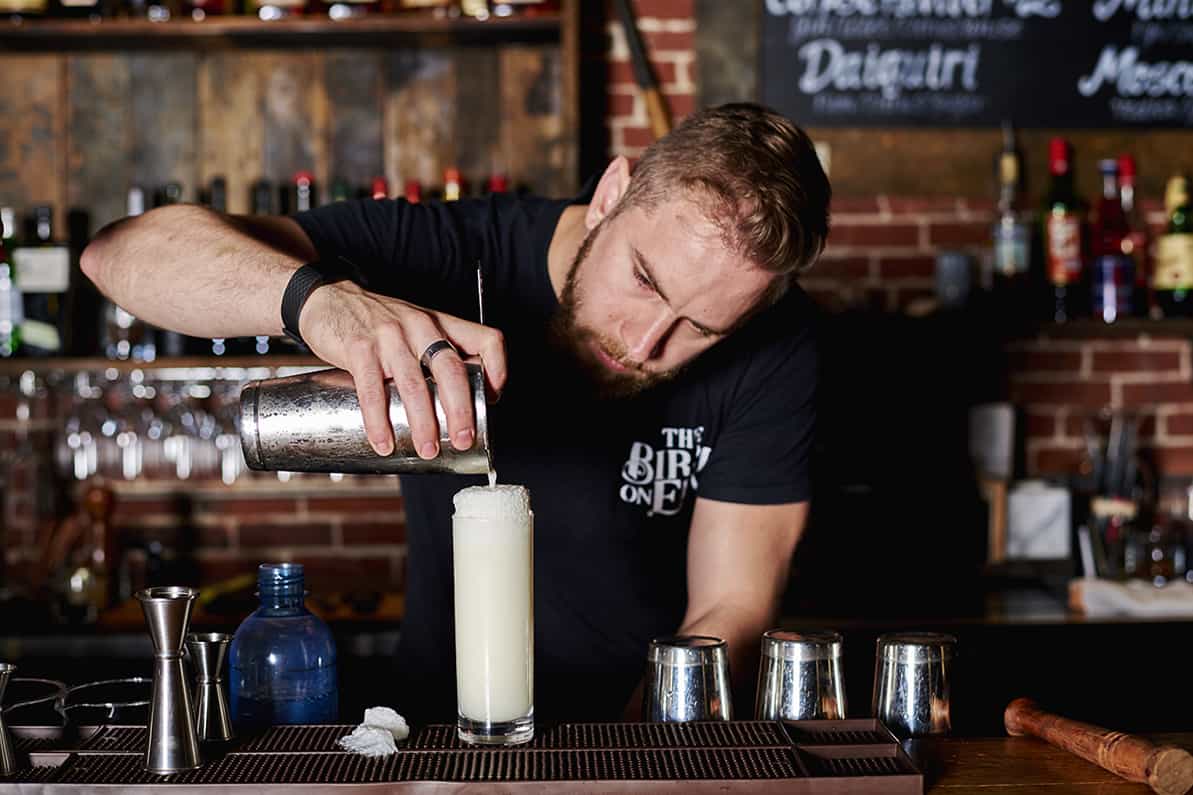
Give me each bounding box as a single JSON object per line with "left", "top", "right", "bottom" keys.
{"left": 229, "top": 563, "right": 338, "bottom": 732}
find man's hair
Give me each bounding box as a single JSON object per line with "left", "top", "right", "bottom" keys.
{"left": 613, "top": 103, "right": 831, "bottom": 287}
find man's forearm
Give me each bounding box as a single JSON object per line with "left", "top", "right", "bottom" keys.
{"left": 81, "top": 205, "right": 315, "bottom": 339}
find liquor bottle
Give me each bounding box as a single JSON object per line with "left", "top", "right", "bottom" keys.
{"left": 371, "top": 176, "right": 389, "bottom": 200}
{"left": 208, "top": 176, "right": 228, "bottom": 213}
{"left": 12, "top": 206, "right": 70, "bottom": 357}
{"left": 1154, "top": 175, "right": 1193, "bottom": 318}
{"left": 182, "top": 0, "right": 223, "bottom": 19}
{"left": 1042, "top": 138, "right": 1087, "bottom": 323}
{"left": 403, "top": 179, "right": 422, "bottom": 204}
{"left": 294, "top": 171, "right": 315, "bottom": 212}
{"left": 250, "top": 179, "right": 276, "bottom": 214}
{"left": 1089, "top": 160, "right": 1134, "bottom": 325}
{"left": 0, "top": 209, "right": 23, "bottom": 359}
{"left": 101, "top": 188, "right": 154, "bottom": 361}
{"left": 322, "top": 0, "right": 375, "bottom": 19}
{"left": 330, "top": 178, "right": 351, "bottom": 203}
{"left": 64, "top": 207, "right": 102, "bottom": 357}
{"left": 154, "top": 182, "right": 184, "bottom": 208}
{"left": 444, "top": 167, "right": 462, "bottom": 202}
{"left": 991, "top": 123, "right": 1031, "bottom": 309}
{"left": 487, "top": 173, "right": 509, "bottom": 194}
{"left": 250, "top": 0, "right": 304, "bottom": 20}
{"left": 1118, "top": 155, "right": 1150, "bottom": 318}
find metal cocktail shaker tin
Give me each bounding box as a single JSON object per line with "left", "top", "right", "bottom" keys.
{"left": 239, "top": 363, "right": 491, "bottom": 475}
{"left": 643, "top": 635, "right": 732, "bottom": 722}
{"left": 872, "top": 632, "right": 956, "bottom": 739}
{"left": 755, "top": 629, "right": 846, "bottom": 721}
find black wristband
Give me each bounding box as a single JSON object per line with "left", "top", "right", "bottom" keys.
{"left": 281, "top": 258, "right": 361, "bottom": 346}
{"left": 281, "top": 264, "right": 326, "bottom": 347}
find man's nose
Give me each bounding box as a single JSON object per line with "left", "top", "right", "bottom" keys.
{"left": 623, "top": 304, "right": 676, "bottom": 364}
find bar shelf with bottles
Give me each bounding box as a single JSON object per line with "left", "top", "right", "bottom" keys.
{"left": 984, "top": 125, "right": 1193, "bottom": 339}
{"left": 0, "top": 0, "right": 561, "bottom": 50}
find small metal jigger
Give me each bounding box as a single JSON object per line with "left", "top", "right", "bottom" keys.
{"left": 137, "top": 587, "right": 202, "bottom": 774}
{"left": 186, "top": 633, "right": 234, "bottom": 742}
{"left": 0, "top": 663, "right": 17, "bottom": 777}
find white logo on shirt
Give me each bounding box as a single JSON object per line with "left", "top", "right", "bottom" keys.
{"left": 619, "top": 426, "right": 712, "bottom": 517}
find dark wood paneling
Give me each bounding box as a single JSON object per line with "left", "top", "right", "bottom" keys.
{"left": 0, "top": 56, "right": 66, "bottom": 229}
{"left": 384, "top": 50, "right": 457, "bottom": 191}
{"left": 326, "top": 48, "right": 384, "bottom": 190}
{"left": 259, "top": 52, "right": 328, "bottom": 194}
{"left": 199, "top": 51, "right": 328, "bottom": 213}
{"left": 130, "top": 53, "right": 199, "bottom": 204}
{"left": 67, "top": 55, "right": 131, "bottom": 234}
{"left": 500, "top": 45, "right": 568, "bottom": 196}
{"left": 453, "top": 46, "right": 501, "bottom": 192}
{"left": 694, "top": 0, "right": 756, "bottom": 109}
{"left": 811, "top": 128, "right": 1193, "bottom": 203}
{"left": 198, "top": 52, "right": 264, "bottom": 215}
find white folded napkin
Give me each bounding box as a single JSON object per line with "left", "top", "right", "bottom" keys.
{"left": 1069, "top": 578, "right": 1193, "bottom": 618}
{"left": 338, "top": 706, "right": 410, "bottom": 758}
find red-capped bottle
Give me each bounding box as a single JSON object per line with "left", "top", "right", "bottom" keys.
{"left": 294, "top": 171, "right": 316, "bottom": 213}
{"left": 487, "top": 173, "right": 509, "bottom": 194}
{"left": 1042, "top": 138, "right": 1087, "bottom": 323}
{"left": 1089, "top": 159, "right": 1133, "bottom": 324}
{"left": 371, "top": 177, "right": 389, "bottom": 200}
{"left": 1117, "top": 155, "right": 1150, "bottom": 318}
{"left": 444, "top": 168, "right": 462, "bottom": 202}
{"left": 403, "top": 180, "right": 422, "bottom": 204}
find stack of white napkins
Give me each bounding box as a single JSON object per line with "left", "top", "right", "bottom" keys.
{"left": 1069, "top": 578, "right": 1193, "bottom": 618}
{"left": 338, "top": 707, "right": 411, "bottom": 758}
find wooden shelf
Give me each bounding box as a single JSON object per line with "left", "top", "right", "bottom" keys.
{"left": 0, "top": 12, "right": 561, "bottom": 50}
{"left": 1028, "top": 318, "right": 1193, "bottom": 340}
{"left": 0, "top": 354, "right": 326, "bottom": 377}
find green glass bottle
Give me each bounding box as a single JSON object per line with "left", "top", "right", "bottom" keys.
{"left": 1154, "top": 175, "right": 1193, "bottom": 318}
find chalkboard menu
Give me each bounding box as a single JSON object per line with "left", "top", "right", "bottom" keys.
{"left": 760, "top": 0, "right": 1193, "bottom": 128}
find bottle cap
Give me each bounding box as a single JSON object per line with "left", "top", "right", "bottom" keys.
{"left": 1049, "top": 138, "right": 1070, "bottom": 175}
{"left": 371, "top": 176, "right": 389, "bottom": 199}
{"left": 1118, "top": 154, "right": 1137, "bottom": 181}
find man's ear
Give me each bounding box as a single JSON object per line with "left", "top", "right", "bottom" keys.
{"left": 585, "top": 155, "right": 632, "bottom": 230}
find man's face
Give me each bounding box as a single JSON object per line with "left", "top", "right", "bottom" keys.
{"left": 552, "top": 198, "right": 774, "bottom": 399}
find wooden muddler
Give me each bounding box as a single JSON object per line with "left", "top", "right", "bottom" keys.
{"left": 1005, "top": 697, "right": 1193, "bottom": 795}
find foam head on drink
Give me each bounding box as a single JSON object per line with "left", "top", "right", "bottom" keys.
{"left": 452, "top": 484, "right": 534, "bottom": 743}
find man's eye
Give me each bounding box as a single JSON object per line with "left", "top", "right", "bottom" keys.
{"left": 633, "top": 268, "right": 651, "bottom": 289}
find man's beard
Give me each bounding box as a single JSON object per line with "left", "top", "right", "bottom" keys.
{"left": 548, "top": 221, "right": 686, "bottom": 400}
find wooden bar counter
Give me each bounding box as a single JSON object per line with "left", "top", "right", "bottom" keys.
{"left": 922, "top": 733, "right": 1193, "bottom": 792}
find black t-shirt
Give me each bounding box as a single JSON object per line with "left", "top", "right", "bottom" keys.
{"left": 294, "top": 190, "right": 818, "bottom": 722}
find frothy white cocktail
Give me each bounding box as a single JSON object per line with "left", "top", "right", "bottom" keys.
{"left": 452, "top": 484, "right": 534, "bottom": 744}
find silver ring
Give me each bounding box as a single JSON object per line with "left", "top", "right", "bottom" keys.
{"left": 420, "top": 338, "right": 458, "bottom": 370}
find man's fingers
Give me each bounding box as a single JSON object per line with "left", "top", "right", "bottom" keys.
{"left": 347, "top": 347, "right": 393, "bottom": 457}
{"left": 438, "top": 315, "right": 508, "bottom": 399}
{"left": 425, "top": 339, "right": 475, "bottom": 452}
{"left": 379, "top": 331, "right": 440, "bottom": 461}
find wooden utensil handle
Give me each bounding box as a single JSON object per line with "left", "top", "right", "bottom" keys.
{"left": 1005, "top": 697, "right": 1193, "bottom": 795}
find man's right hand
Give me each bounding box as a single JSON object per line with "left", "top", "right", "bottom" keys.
{"left": 298, "top": 279, "right": 507, "bottom": 459}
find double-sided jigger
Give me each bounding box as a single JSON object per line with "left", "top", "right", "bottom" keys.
{"left": 137, "top": 586, "right": 202, "bottom": 774}
{"left": 644, "top": 635, "right": 732, "bottom": 722}
{"left": 186, "top": 633, "right": 234, "bottom": 743}
{"left": 755, "top": 629, "right": 846, "bottom": 721}
{"left": 0, "top": 663, "right": 16, "bottom": 777}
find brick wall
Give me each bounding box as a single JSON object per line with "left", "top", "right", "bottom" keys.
{"left": 605, "top": 0, "right": 697, "bottom": 160}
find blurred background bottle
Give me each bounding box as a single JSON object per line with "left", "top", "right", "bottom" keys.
{"left": 0, "top": 208, "right": 23, "bottom": 359}
{"left": 1116, "top": 155, "right": 1150, "bottom": 318}
{"left": 1041, "top": 137, "right": 1087, "bottom": 323}
{"left": 1154, "top": 175, "right": 1193, "bottom": 318}
{"left": 991, "top": 122, "right": 1031, "bottom": 311}
{"left": 13, "top": 206, "right": 71, "bottom": 356}
{"left": 1089, "top": 159, "right": 1133, "bottom": 325}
